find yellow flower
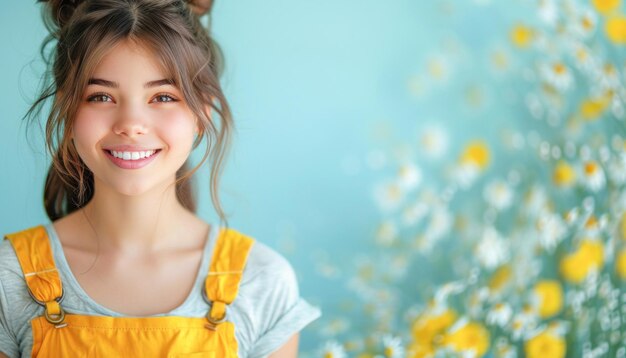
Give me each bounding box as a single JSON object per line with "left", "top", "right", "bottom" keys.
{"left": 525, "top": 331, "right": 566, "bottom": 358}
{"left": 559, "top": 255, "right": 589, "bottom": 283}
{"left": 489, "top": 265, "right": 512, "bottom": 292}
{"left": 560, "top": 240, "right": 604, "bottom": 283}
{"left": 592, "top": 0, "right": 621, "bottom": 15}
{"left": 616, "top": 249, "right": 626, "bottom": 279}
{"left": 606, "top": 15, "right": 626, "bottom": 44}
{"left": 412, "top": 309, "right": 456, "bottom": 342}
{"left": 533, "top": 280, "right": 563, "bottom": 318}
{"left": 511, "top": 24, "right": 534, "bottom": 48}
{"left": 582, "top": 240, "right": 604, "bottom": 266}
{"left": 552, "top": 161, "right": 576, "bottom": 188}
{"left": 460, "top": 141, "right": 490, "bottom": 170}
{"left": 581, "top": 97, "right": 609, "bottom": 120}
{"left": 442, "top": 322, "right": 490, "bottom": 357}
{"left": 410, "top": 309, "right": 456, "bottom": 356}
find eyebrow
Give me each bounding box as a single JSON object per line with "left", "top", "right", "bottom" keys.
{"left": 87, "top": 78, "right": 175, "bottom": 88}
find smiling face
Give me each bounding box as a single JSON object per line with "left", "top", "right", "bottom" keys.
{"left": 72, "top": 39, "right": 198, "bottom": 197}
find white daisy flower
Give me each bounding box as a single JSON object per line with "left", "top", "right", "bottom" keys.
{"left": 419, "top": 125, "right": 449, "bottom": 159}
{"left": 315, "top": 261, "right": 340, "bottom": 279}
{"left": 581, "top": 160, "right": 606, "bottom": 192}
{"left": 381, "top": 334, "right": 405, "bottom": 358}
{"left": 610, "top": 90, "right": 625, "bottom": 118}
{"left": 564, "top": 207, "right": 580, "bottom": 225}
{"left": 397, "top": 163, "right": 421, "bottom": 191}
{"left": 540, "top": 61, "right": 574, "bottom": 91}
{"left": 490, "top": 49, "right": 510, "bottom": 74}
{"left": 375, "top": 221, "right": 398, "bottom": 247}
{"left": 320, "top": 318, "right": 350, "bottom": 337}
{"left": 523, "top": 186, "right": 549, "bottom": 217}
{"left": 427, "top": 55, "right": 451, "bottom": 82}
{"left": 484, "top": 179, "right": 514, "bottom": 210}
{"left": 570, "top": 8, "right": 597, "bottom": 39}
{"left": 536, "top": 211, "right": 567, "bottom": 251}
{"left": 475, "top": 227, "right": 510, "bottom": 269}
{"left": 374, "top": 181, "right": 404, "bottom": 211}
{"left": 513, "top": 256, "right": 542, "bottom": 289}
{"left": 537, "top": 0, "right": 559, "bottom": 26}
{"left": 495, "top": 338, "right": 518, "bottom": 358}
{"left": 608, "top": 152, "right": 626, "bottom": 185}
{"left": 386, "top": 254, "right": 410, "bottom": 280}
{"left": 455, "top": 162, "right": 481, "bottom": 189}
{"left": 510, "top": 308, "right": 539, "bottom": 341}
{"left": 610, "top": 134, "right": 624, "bottom": 151}
{"left": 570, "top": 42, "right": 597, "bottom": 73}
{"left": 401, "top": 201, "right": 429, "bottom": 226}
{"left": 423, "top": 206, "right": 453, "bottom": 246}
{"left": 597, "top": 63, "right": 621, "bottom": 91}
{"left": 320, "top": 340, "right": 347, "bottom": 358}
{"left": 487, "top": 303, "right": 513, "bottom": 327}
{"left": 546, "top": 320, "right": 570, "bottom": 336}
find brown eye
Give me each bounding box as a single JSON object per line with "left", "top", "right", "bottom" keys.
{"left": 87, "top": 93, "right": 112, "bottom": 102}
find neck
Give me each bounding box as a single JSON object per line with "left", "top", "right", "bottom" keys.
{"left": 81, "top": 178, "right": 190, "bottom": 254}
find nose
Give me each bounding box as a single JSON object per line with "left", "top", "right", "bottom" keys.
{"left": 112, "top": 104, "right": 149, "bottom": 138}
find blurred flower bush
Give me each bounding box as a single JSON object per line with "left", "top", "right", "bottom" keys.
{"left": 309, "top": 0, "right": 626, "bottom": 357}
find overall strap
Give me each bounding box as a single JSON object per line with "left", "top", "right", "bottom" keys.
{"left": 5, "top": 226, "right": 66, "bottom": 326}
{"left": 204, "top": 228, "right": 254, "bottom": 328}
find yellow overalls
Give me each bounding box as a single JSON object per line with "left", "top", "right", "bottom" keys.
{"left": 5, "top": 225, "right": 254, "bottom": 357}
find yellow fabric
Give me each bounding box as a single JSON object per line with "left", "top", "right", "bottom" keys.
{"left": 210, "top": 301, "right": 227, "bottom": 321}
{"left": 205, "top": 228, "right": 255, "bottom": 305}
{"left": 5, "top": 225, "right": 255, "bottom": 357}
{"left": 5, "top": 226, "right": 63, "bottom": 304}
{"left": 30, "top": 315, "right": 236, "bottom": 357}
{"left": 44, "top": 301, "right": 61, "bottom": 316}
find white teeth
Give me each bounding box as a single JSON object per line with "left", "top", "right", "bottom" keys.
{"left": 110, "top": 150, "right": 157, "bottom": 161}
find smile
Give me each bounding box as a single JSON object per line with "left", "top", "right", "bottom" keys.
{"left": 104, "top": 149, "right": 161, "bottom": 169}
{"left": 110, "top": 149, "right": 158, "bottom": 161}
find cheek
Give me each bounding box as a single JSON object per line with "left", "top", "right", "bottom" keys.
{"left": 159, "top": 111, "right": 197, "bottom": 151}
{"left": 72, "top": 109, "right": 108, "bottom": 153}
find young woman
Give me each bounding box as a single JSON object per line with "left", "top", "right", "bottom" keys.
{"left": 0, "top": 0, "right": 320, "bottom": 356}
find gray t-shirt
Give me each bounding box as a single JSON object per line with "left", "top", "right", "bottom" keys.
{"left": 0, "top": 224, "right": 321, "bottom": 358}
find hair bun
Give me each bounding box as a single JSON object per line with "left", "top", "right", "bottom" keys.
{"left": 38, "top": 0, "right": 85, "bottom": 32}
{"left": 186, "top": 0, "right": 214, "bottom": 16}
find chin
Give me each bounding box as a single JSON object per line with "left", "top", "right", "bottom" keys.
{"left": 98, "top": 177, "right": 172, "bottom": 198}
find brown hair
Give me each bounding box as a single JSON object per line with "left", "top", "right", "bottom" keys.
{"left": 28, "top": 0, "right": 233, "bottom": 225}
